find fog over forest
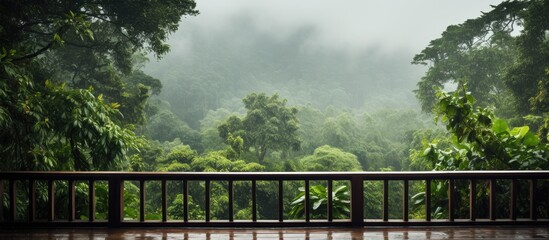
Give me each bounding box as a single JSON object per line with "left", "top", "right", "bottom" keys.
{"left": 145, "top": 0, "right": 502, "bottom": 128}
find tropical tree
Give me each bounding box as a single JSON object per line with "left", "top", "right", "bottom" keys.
{"left": 412, "top": 0, "right": 548, "bottom": 118}
{"left": 218, "top": 93, "right": 301, "bottom": 163}
{"left": 299, "top": 145, "right": 362, "bottom": 171}
{"left": 0, "top": 0, "right": 198, "bottom": 170}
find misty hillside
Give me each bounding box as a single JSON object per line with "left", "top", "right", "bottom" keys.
{"left": 144, "top": 16, "right": 425, "bottom": 128}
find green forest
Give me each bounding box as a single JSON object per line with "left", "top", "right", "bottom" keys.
{"left": 1, "top": 0, "right": 548, "bottom": 221}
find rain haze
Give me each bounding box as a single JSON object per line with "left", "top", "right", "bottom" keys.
{"left": 183, "top": 0, "right": 503, "bottom": 53}
{"left": 144, "top": 0, "right": 505, "bottom": 124}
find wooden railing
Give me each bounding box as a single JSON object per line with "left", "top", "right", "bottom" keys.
{"left": 0, "top": 171, "right": 548, "bottom": 228}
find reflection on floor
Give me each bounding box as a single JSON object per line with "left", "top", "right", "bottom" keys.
{"left": 0, "top": 227, "right": 548, "bottom": 239}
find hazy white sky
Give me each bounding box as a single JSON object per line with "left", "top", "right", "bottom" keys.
{"left": 176, "top": 0, "right": 504, "bottom": 54}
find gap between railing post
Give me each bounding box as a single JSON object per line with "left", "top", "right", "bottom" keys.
{"left": 9, "top": 179, "right": 15, "bottom": 222}
{"left": 47, "top": 180, "right": 55, "bottom": 221}
{"left": 68, "top": 179, "right": 75, "bottom": 221}
{"left": 510, "top": 179, "right": 517, "bottom": 220}
{"left": 350, "top": 175, "right": 364, "bottom": 227}
{"left": 108, "top": 176, "right": 123, "bottom": 227}
{"left": 139, "top": 180, "right": 145, "bottom": 222}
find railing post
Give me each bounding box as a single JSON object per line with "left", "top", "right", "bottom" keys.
{"left": 88, "top": 180, "right": 95, "bottom": 222}
{"left": 183, "top": 180, "right": 188, "bottom": 222}
{"left": 490, "top": 179, "right": 496, "bottom": 221}
{"left": 304, "top": 180, "right": 310, "bottom": 222}
{"left": 530, "top": 179, "right": 537, "bottom": 220}
{"left": 383, "top": 180, "right": 389, "bottom": 222}
{"left": 278, "top": 180, "right": 284, "bottom": 222}
{"left": 251, "top": 180, "right": 256, "bottom": 222}
{"left": 350, "top": 176, "right": 363, "bottom": 227}
{"left": 68, "top": 180, "right": 75, "bottom": 221}
{"left": 327, "top": 179, "right": 333, "bottom": 222}
{"left": 469, "top": 179, "right": 476, "bottom": 221}
{"left": 108, "top": 176, "right": 123, "bottom": 227}
{"left": 448, "top": 178, "right": 455, "bottom": 221}
{"left": 48, "top": 180, "right": 55, "bottom": 221}
{"left": 161, "top": 180, "right": 167, "bottom": 222}
{"left": 229, "top": 180, "right": 234, "bottom": 222}
{"left": 0, "top": 180, "right": 3, "bottom": 221}
{"left": 425, "top": 179, "right": 431, "bottom": 222}
{"left": 403, "top": 180, "right": 409, "bottom": 222}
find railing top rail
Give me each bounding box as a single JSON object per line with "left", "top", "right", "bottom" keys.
{"left": 1, "top": 170, "right": 549, "bottom": 180}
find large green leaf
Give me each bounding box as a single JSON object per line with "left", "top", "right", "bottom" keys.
{"left": 510, "top": 126, "right": 529, "bottom": 139}
{"left": 522, "top": 132, "right": 540, "bottom": 147}
{"left": 312, "top": 199, "right": 324, "bottom": 210}
{"left": 492, "top": 118, "right": 509, "bottom": 134}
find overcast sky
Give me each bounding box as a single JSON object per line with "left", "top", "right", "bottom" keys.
{"left": 172, "top": 0, "right": 504, "bottom": 55}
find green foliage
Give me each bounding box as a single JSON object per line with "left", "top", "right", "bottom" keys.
{"left": 0, "top": 77, "right": 137, "bottom": 170}
{"left": 145, "top": 102, "right": 202, "bottom": 151}
{"left": 321, "top": 112, "right": 361, "bottom": 150}
{"left": 299, "top": 145, "right": 362, "bottom": 171}
{"left": 509, "top": 0, "right": 549, "bottom": 114}
{"left": 294, "top": 105, "right": 430, "bottom": 171}
{"left": 413, "top": 0, "right": 549, "bottom": 117}
{"left": 289, "top": 185, "right": 350, "bottom": 219}
{"left": 218, "top": 93, "right": 301, "bottom": 163}
{"left": 417, "top": 86, "right": 549, "bottom": 170}
{"left": 191, "top": 151, "right": 265, "bottom": 172}
{"left": 123, "top": 181, "right": 140, "bottom": 220}
{"left": 168, "top": 194, "right": 203, "bottom": 220}
{"left": 156, "top": 145, "right": 196, "bottom": 172}
{"left": 199, "top": 108, "right": 235, "bottom": 152}
{"left": 0, "top": 0, "right": 198, "bottom": 170}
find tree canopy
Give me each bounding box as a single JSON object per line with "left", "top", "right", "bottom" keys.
{"left": 218, "top": 93, "right": 301, "bottom": 163}
{"left": 299, "top": 145, "right": 362, "bottom": 171}
{"left": 413, "top": 0, "right": 548, "bottom": 116}
{"left": 0, "top": 0, "right": 198, "bottom": 170}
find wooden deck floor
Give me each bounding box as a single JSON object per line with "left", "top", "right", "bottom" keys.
{"left": 0, "top": 227, "right": 548, "bottom": 239}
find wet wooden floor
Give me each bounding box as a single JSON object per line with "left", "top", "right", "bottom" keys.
{"left": 0, "top": 227, "right": 548, "bottom": 239}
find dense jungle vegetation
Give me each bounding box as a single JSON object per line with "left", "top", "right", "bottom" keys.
{"left": 1, "top": 0, "right": 548, "bottom": 221}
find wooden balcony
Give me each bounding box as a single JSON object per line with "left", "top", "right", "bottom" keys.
{"left": 1, "top": 171, "right": 548, "bottom": 229}
{"left": 0, "top": 226, "right": 548, "bottom": 239}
